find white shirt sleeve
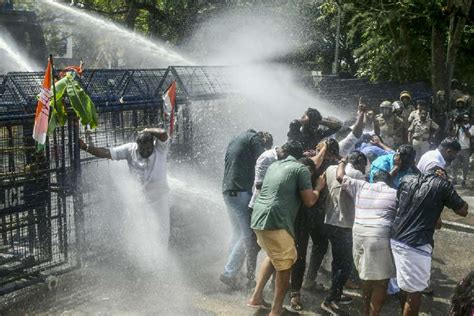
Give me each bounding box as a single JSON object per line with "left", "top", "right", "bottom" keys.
{"left": 109, "top": 143, "right": 134, "bottom": 161}
{"left": 422, "top": 161, "right": 438, "bottom": 173}
{"left": 339, "top": 132, "right": 360, "bottom": 157}
{"left": 154, "top": 138, "right": 170, "bottom": 154}
{"left": 341, "top": 175, "right": 366, "bottom": 198}
{"left": 254, "top": 153, "right": 274, "bottom": 185}
{"left": 469, "top": 126, "right": 474, "bottom": 134}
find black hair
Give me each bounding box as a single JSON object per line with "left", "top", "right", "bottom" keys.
{"left": 326, "top": 138, "right": 340, "bottom": 157}
{"left": 440, "top": 137, "right": 461, "bottom": 152}
{"left": 373, "top": 170, "right": 390, "bottom": 184}
{"left": 355, "top": 133, "right": 374, "bottom": 150}
{"left": 298, "top": 157, "right": 316, "bottom": 175}
{"left": 349, "top": 150, "right": 368, "bottom": 167}
{"left": 281, "top": 140, "right": 303, "bottom": 159}
{"left": 306, "top": 107, "right": 322, "bottom": 126}
{"left": 449, "top": 270, "right": 474, "bottom": 316}
{"left": 136, "top": 132, "right": 154, "bottom": 144}
{"left": 398, "top": 144, "right": 416, "bottom": 163}
{"left": 257, "top": 131, "right": 273, "bottom": 149}
{"left": 360, "top": 133, "right": 372, "bottom": 144}
{"left": 377, "top": 135, "right": 384, "bottom": 144}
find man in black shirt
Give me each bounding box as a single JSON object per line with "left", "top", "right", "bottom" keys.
{"left": 287, "top": 107, "right": 342, "bottom": 151}
{"left": 221, "top": 129, "right": 273, "bottom": 289}
{"left": 391, "top": 167, "right": 468, "bottom": 316}
{"left": 289, "top": 139, "right": 341, "bottom": 311}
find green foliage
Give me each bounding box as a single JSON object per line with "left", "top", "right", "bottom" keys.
{"left": 48, "top": 73, "right": 98, "bottom": 134}
{"left": 36, "top": 0, "right": 473, "bottom": 85}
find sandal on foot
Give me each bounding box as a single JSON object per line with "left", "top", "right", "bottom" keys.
{"left": 247, "top": 300, "right": 271, "bottom": 310}
{"left": 289, "top": 292, "right": 303, "bottom": 311}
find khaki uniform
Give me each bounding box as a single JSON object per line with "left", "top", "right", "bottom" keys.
{"left": 408, "top": 118, "right": 439, "bottom": 161}
{"left": 408, "top": 109, "right": 431, "bottom": 124}
{"left": 375, "top": 114, "right": 405, "bottom": 148}
{"left": 400, "top": 104, "right": 416, "bottom": 125}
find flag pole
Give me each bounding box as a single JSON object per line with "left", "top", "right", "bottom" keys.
{"left": 49, "top": 54, "right": 57, "bottom": 153}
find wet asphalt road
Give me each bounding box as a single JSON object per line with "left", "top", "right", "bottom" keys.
{"left": 3, "top": 227, "right": 473, "bottom": 316}
{"left": 2, "top": 169, "right": 474, "bottom": 316}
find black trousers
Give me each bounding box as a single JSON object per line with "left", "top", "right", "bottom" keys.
{"left": 290, "top": 209, "right": 328, "bottom": 292}
{"left": 325, "top": 224, "right": 353, "bottom": 302}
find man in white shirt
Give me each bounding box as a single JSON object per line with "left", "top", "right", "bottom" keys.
{"left": 317, "top": 151, "right": 368, "bottom": 315}
{"left": 339, "top": 103, "right": 366, "bottom": 157}
{"left": 452, "top": 114, "right": 474, "bottom": 186}
{"left": 417, "top": 137, "right": 461, "bottom": 173}
{"left": 79, "top": 128, "right": 170, "bottom": 246}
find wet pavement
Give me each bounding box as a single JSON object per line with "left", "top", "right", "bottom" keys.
{"left": 1, "top": 170, "right": 474, "bottom": 315}
{"left": 2, "top": 227, "right": 473, "bottom": 316}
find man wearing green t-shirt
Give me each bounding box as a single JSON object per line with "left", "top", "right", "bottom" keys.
{"left": 247, "top": 157, "right": 325, "bottom": 316}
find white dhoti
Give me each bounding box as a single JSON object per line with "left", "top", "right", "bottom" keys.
{"left": 390, "top": 239, "right": 432, "bottom": 293}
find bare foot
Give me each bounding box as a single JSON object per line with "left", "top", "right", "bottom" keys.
{"left": 247, "top": 296, "right": 262, "bottom": 306}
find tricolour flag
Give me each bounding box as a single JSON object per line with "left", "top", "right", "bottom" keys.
{"left": 162, "top": 80, "right": 177, "bottom": 136}
{"left": 32, "top": 57, "right": 53, "bottom": 148}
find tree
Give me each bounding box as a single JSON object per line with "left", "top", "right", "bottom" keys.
{"left": 337, "top": 0, "right": 472, "bottom": 99}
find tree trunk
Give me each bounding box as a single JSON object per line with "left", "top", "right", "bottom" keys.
{"left": 399, "top": 21, "right": 411, "bottom": 82}
{"left": 445, "top": 0, "right": 472, "bottom": 104}
{"left": 148, "top": 9, "right": 160, "bottom": 37}
{"left": 124, "top": 0, "right": 138, "bottom": 29}
{"left": 431, "top": 24, "right": 446, "bottom": 99}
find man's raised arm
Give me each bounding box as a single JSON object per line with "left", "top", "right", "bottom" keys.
{"left": 142, "top": 128, "right": 168, "bottom": 142}
{"left": 79, "top": 139, "right": 111, "bottom": 159}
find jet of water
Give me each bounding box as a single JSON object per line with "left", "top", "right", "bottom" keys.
{"left": 41, "top": 0, "right": 193, "bottom": 66}
{"left": 0, "top": 32, "right": 37, "bottom": 72}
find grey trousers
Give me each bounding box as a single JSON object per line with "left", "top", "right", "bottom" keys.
{"left": 452, "top": 148, "right": 471, "bottom": 181}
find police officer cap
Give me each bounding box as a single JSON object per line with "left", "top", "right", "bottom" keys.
{"left": 400, "top": 91, "right": 411, "bottom": 100}
{"left": 456, "top": 97, "right": 466, "bottom": 104}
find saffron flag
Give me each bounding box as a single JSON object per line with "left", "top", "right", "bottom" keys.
{"left": 162, "top": 80, "right": 177, "bottom": 136}
{"left": 33, "top": 58, "right": 53, "bottom": 148}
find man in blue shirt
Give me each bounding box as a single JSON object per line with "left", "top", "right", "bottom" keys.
{"left": 369, "top": 144, "right": 418, "bottom": 188}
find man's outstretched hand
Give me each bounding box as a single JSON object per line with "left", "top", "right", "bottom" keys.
{"left": 79, "top": 139, "right": 87, "bottom": 151}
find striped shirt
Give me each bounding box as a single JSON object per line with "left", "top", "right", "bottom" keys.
{"left": 342, "top": 175, "right": 397, "bottom": 228}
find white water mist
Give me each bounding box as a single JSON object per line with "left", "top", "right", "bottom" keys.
{"left": 187, "top": 6, "right": 348, "bottom": 145}
{"left": 0, "top": 29, "right": 38, "bottom": 72}
{"left": 40, "top": 0, "right": 193, "bottom": 67}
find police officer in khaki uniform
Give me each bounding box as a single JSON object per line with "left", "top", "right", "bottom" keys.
{"left": 375, "top": 101, "right": 406, "bottom": 148}
{"left": 408, "top": 100, "right": 431, "bottom": 124}
{"left": 399, "top": 91, "right": 416, "bottom": 125}
{"left": 408, "top": 108, "right": 439, "bottom": 162}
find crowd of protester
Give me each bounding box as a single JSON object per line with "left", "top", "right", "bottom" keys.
{"left": 220, "top": 88, "right": 472, "bottom": 316}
